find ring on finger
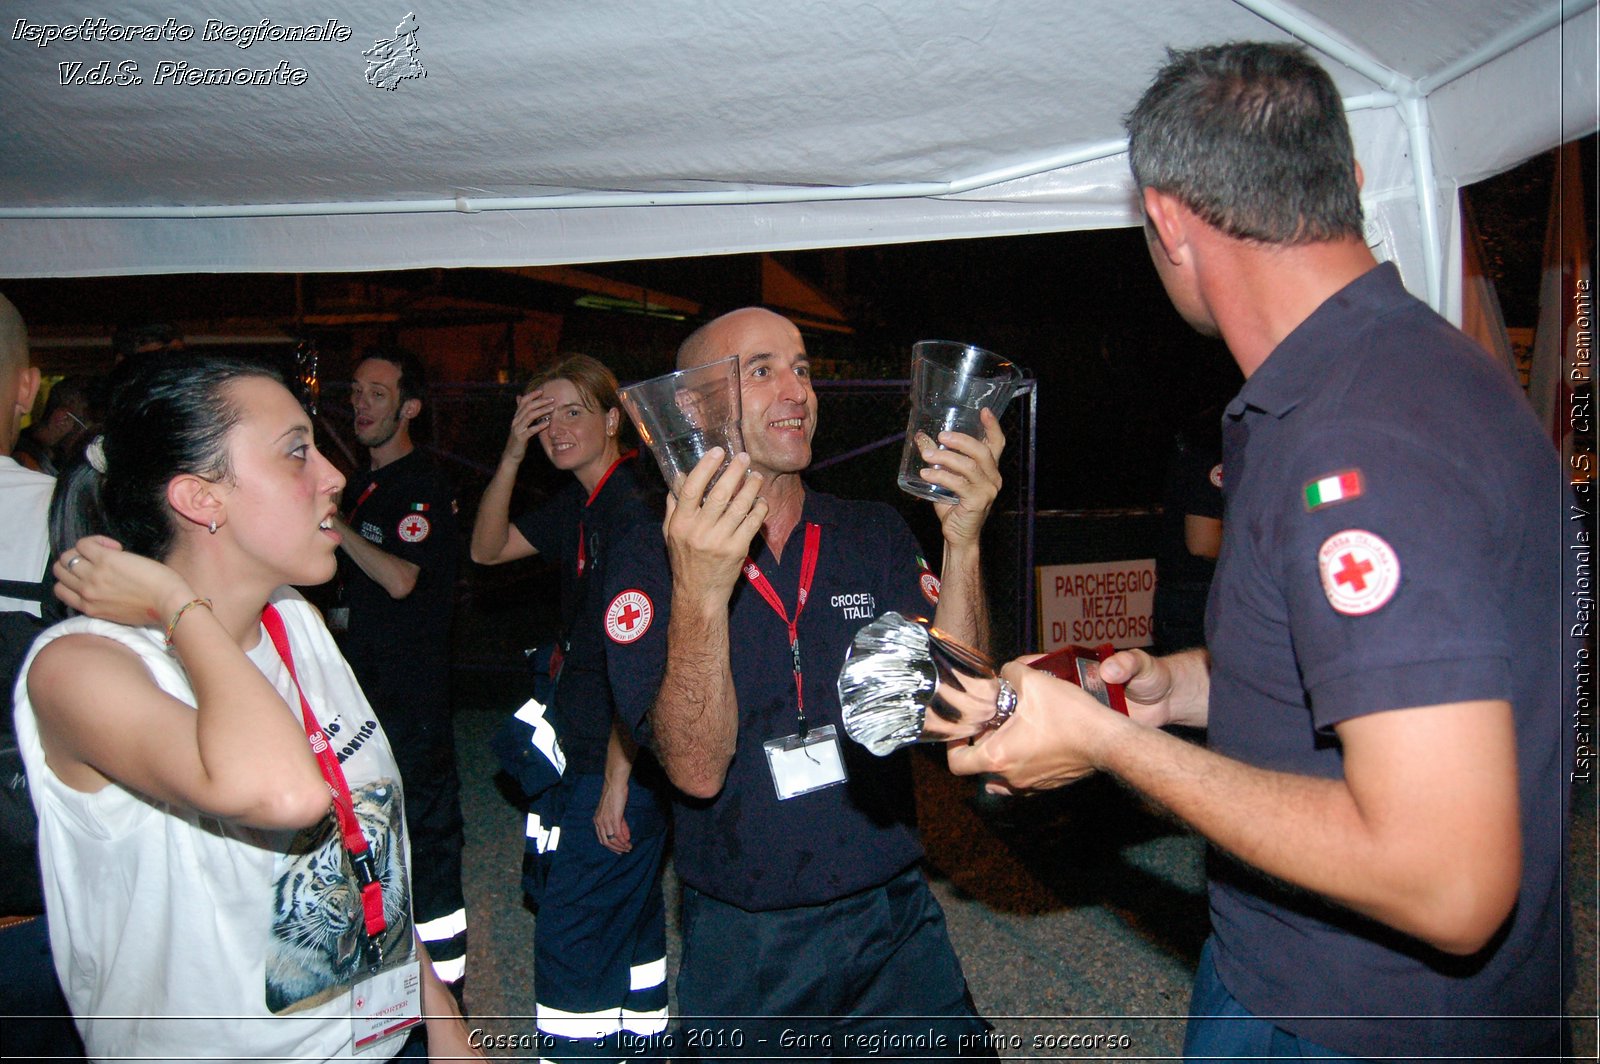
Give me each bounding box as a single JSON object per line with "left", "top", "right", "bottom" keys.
{"left": 66, "top": 555, "right": 82, "bottom": 571}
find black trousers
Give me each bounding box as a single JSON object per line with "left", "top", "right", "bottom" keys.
{"left": 350, "top": 656, "right": 468, "bottom": 995}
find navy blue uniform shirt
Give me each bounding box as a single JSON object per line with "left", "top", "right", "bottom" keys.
{"left": 340, "top": 449, "right": 459, "bottom": 665}
{"left": 604, "top": 488, "right": 942, "bottom": 911}
{"left": 1206, "top": 263, "right": 1569, "bottom": 1058}
{"left": 514, "top": 455, "right": 659, "bottom": 771}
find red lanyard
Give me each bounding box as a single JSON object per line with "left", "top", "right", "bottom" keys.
{"left": 346, "top": 481, "right": 378, "bottom": 524}
{"left": 741, "top": 522, "right": 821, "bottom": 733}
{"left": 576, "top": 450, "right": 638, "bottom": 577}
{"left": 260, "top": 605, "right": 388, "bottom": 964}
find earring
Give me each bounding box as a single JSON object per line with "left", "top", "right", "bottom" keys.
{"left": 208, "top": 519, "right": 217, "bottom": 535}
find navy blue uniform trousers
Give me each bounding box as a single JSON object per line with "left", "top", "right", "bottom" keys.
{"left": 535, "top": 771, "right": 670, "bottom": 1062}
{"left": 676, "top": 866, "right": 994, "bottom": 1063}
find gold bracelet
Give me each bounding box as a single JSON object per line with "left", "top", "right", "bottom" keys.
{"left": 164, "top": 597, "right": 213, "bottom": 649}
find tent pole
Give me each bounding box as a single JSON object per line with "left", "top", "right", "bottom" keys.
{"left": 1229, "top": 0, "right": 1407, "bottom": 91}
{"left": 1398, "top": 95, "right": 1447, "bottom": 310}
{"left": 0, "top": 140, "right": 1133, "bottom": 222}
{"left": 1418, "top": 4, "right": 1571, "bottom": 95}
{"left": 1230, "top": 0, "right": 1579, "bottom": 312}
{"left": 1231, "top": 0, "right": 1457, "bottom": 309}
{"left": 1022, "top": 380, "right": 1038, "bottom": 651}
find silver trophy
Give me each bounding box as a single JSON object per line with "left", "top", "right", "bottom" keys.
{"left": 836, "top": 612, "right": 1016, "bottom": 755}
{"left": 837, "top": 612, "right": 1130, "bottom": 756}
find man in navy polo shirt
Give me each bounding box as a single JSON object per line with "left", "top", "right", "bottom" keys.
{"left": 332, "top": 348, "right": 469, "bottom": 1007}
{"left": 604, "top": 307, "right": 1003, "bottom": 1057}
{"left": 951, "top": 42, "right": 1569, "bottom": 1061}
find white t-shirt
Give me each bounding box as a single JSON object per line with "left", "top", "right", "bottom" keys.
{"left": 0, "top": 455, "right": 54, "bottom": 616}
{"left": 12, "top": 588, "right": 414, "bottom": 1063}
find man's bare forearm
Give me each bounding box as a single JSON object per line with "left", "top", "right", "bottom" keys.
{"left": 334, "top": 518, "right": 420, "bottom": 599}
{"left": 1087, "top": 697, "right": 1519, "bottom": 955}
{"left": 932, "top": 540, "right": 989, "bottom": 654}
{"left": 652, "top": 597, "right": 739, "bottom": 799}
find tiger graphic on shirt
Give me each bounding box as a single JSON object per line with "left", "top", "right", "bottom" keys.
{"left": 265, "top": 779, "right": 412, "bottom": 1014}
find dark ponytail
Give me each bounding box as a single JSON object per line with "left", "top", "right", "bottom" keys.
{"left": 50, "top": 353, "right": 283, "bottom": 560}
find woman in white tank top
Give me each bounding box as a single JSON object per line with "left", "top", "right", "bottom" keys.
{"left": 14, "top": 353, "right": 481, "bottom": 1063}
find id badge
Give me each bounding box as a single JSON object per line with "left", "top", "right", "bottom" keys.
{"left": 351, "top": 952, "right": 422, "bottom": 1052}
{"left": 763, "top": 724, "right": 847, "bottom": 800}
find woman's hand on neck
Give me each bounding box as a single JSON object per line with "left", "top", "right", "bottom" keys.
{"left": 166, "top": 543, "right": 279, "bottom": 651}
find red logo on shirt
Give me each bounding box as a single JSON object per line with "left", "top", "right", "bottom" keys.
{"left": 605, "top": 590, "right": 654, "bottom": 644}
{"left": 397, "top": 514, "right": 431, "bottom": 543}
{"left": 1317, "top": 530, "right": 1400, "bottom": 616}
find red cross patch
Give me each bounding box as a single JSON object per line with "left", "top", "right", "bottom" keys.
{"left": 1208, "top": 463, "right": 1224, "bottom": 489}
{"left": 919, "top": 570, "right": 941, "bottom": 606}
{"left": 605, "top": 590, "right": 654, "bottom": 644}
{"left": 397, "top": 513, "right": 431, "bottom": 543}
{"left": 1317, "top": 529, "right": 1400, "bottom": 616}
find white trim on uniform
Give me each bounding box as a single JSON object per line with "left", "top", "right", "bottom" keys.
{"left": 429, "top": 954, "right": 467, "bottom": 984}
{"left": 536, "top": 1003, "right": 619, "bottom": 1040}
{"left": 629, "top": 957, "right": 666, "bottom": 991}
{"left": 416, "top": 907, "right": 468, "bottom": 942}
{"left": 526, "top": 813, "right": 561, "bottom": 854}
{"left": 620, "top": 1006, "right": 669, "bottom": 1035}
{"left": 513, "top": 697, "right": 567, "bottom": 773}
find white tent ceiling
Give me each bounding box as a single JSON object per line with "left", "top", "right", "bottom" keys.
{"left": 1, "top": 0, "right": 1595, "bottom": 321}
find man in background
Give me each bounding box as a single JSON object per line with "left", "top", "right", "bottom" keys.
{"left": 0, "top": 291, "right": 82, "bottom": 1057}
{"left": 14, "top": 375, "right": 100, "bottom": 477}
{"left": 1152, "top": 404, "right": 1224, "bottom": 654}
{"left": 331, "top": 348, "right": 469, "bottom": 1006}
{"left": 0, "top": 296, "right": 48, "bottom": 615}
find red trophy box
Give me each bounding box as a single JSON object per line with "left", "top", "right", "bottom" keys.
{"left": 1027, "top": 643, "right": 1129, "bottom": 715}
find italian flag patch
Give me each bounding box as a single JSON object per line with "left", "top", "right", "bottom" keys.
{"left": 1303, "top": 470, "right": 1363, "bottom": 511}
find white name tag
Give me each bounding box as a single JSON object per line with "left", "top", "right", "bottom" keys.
{"left": 351, "top": 954, "right": 422, "bottom": 1051}
{"left": 763, "top": 725, "right": 847, "bottom": 800}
